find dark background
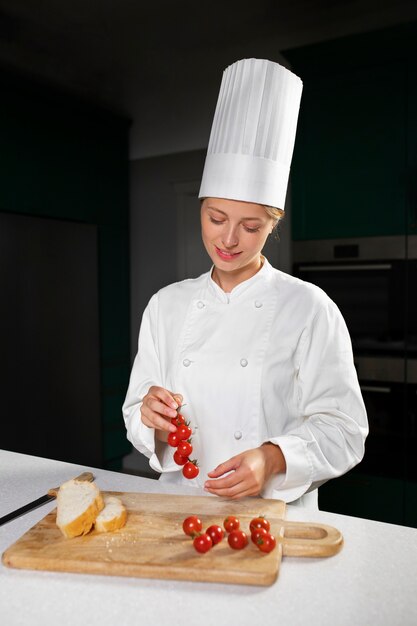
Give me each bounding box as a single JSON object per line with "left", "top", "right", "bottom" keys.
{"left": 0, "top": 1, "right": 416, "bottom": 525}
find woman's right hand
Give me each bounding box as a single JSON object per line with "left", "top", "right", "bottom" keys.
{"left": 140, "top": 386, "right": 183, "bottom": 440}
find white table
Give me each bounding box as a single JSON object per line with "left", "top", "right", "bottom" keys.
{"left": 1, "top": 449, "right": 416, "bottom": 626}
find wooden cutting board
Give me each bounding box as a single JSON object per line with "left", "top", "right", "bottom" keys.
{"left": 2, "top": 491, "right": 343, "bottom": 586}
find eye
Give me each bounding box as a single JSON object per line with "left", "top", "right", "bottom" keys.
{"left": 243, "top": 225, "right": 261, "bottom": 233}
{"left": 209, "top": 217, "right": 224, "bottom": 225}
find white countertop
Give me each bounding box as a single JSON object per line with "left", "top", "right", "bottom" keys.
{"left": 1, "top": 449, "right": 416, "bottom": 626}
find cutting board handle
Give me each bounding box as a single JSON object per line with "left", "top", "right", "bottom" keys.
{"left": 279, "top": 520, "right": 343, "bottom": 558}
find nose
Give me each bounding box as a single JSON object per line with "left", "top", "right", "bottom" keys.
{"left": 221, "top": 224, "right": 239, "bottom": 248}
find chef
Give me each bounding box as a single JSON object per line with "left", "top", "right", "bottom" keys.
{"left": 123, "top": 58, "right": 368, "bottom": 508}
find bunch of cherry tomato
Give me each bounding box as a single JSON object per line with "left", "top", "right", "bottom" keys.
{"left": 182, "top": 514, "right": 276, "bottom": 554}
{"left": 168, "top": 410, "right": 199, "bottom": 479}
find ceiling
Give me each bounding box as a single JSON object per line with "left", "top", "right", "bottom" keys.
{"left": 1, "top": 1, "right": 417, "bottom": 157}
{"left": 1, "top": 0, "right": 417, "bottom": 113}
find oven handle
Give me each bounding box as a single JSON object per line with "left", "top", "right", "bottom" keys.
{"left": 298, "top": 263, "right": 392, "bottom": 272}
{"left": 360, "top": 385, "right": 392, "bottom": 393}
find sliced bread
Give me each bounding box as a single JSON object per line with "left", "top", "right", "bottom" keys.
{"left": 56, "top": 478, "right": 104, "bottom": 538}
{"left": 94, "top": 496, "right": 127, "bottom": 533}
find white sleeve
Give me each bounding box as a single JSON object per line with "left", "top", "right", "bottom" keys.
{"left": 262, "top": 300, "right": 369, "bottom": 502}
{"left": 122, "top": 294, "right": 178, "bottom": 474}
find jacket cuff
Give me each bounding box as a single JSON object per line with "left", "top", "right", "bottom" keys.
{"left": 261, "top": 435, "right": 313, "bottom": 503}
{"left": 127, "top": 413, "right": 179, "bottom": 474}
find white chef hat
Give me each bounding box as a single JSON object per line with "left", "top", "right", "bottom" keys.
{"left": 199, "top": 58, "right": 303, "bottom": 210}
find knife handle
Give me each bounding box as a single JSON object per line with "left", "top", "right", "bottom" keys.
{"left": 47, "top": 471, "right": 94, "bottom": 497}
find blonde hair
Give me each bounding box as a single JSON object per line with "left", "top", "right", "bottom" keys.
{"left": 263, "top": 206, "right": 285, "bottom": 232}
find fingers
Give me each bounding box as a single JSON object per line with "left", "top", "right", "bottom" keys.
{"left": 205, "top": 448, "right": 268, "bottom": 499}
{"left": 173, "top": 394, "right": 183, "bottom": 407}
{"left": 206, "top": 457, "right": 238, "bottom": 479}
{"left": 205, "top": 462, "right": 260, "bottom": 498}
{"left": 204, "top": 474, "right": 261, "bottom": 498}
{"left": 148, "top": 386, "right": 180, "bottom": 410}
{"left": 141, "top": 386, "right": 183, "bottom": 433}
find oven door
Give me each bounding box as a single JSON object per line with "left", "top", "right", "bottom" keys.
{"left": 358, "top": 380, "right": 406, "bottom": 479}
{"left": 294, "top": 260, "right": 407, "bottom": 356}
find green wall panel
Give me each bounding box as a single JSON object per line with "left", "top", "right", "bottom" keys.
{"left": 286, "top": 22, "right": 417, "bottom": 241}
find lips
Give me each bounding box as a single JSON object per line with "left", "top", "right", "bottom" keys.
{"left": 215, "top": 246, "right": 242, "bottom": 261}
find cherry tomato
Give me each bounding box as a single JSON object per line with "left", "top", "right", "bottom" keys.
{"left": 223, "top": 516, "right": 240, "bottom": 533}
{"left": 171, "top": 415, "right": 185, "bottom": 427}
{"left": 177, "top": 423, "right": 192, "bottom": 441}
{"left": 249, "top": 516, "right": 270, "bottom": 533}
{"left": 193, "top": 533, "right": 212, "bottom": 553}
{"left": 257, "top": 532, "right": 277, "bottom": 553}
{"left": 167, "top": 432, "right": 180, "bottom": 447}
{"left": 177, "top": 440, "right": 193, "bottom": 457}
{"left": 251, "top": 527, "right": 269, "bottom": 545}
{"left": 182, "top": 515, "right": 202, "bottom": 536}
{"left": 206, "top": 525, "right": 224, "bottom": 545}
{"left": 228, "top": 530, "right": 248, "bottom": 550}
{"left": 173, "top": 450, "right": 188, "bottom": 465}
{"left": 183, "top": 460, "right": 199, "bottom": 479}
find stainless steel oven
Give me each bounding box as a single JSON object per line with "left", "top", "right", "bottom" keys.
{"left": 293, "top": 236, "right": 417, "bottom": 359}
{"left": 355, "top": 357, "right": 417, "bottom": 479}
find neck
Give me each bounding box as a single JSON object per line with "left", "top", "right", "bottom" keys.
{"left": 212, "top": 256, "right": 264, "bottom": 292}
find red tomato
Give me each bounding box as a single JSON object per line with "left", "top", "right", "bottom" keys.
{"left": 182, "top": 461, "right": 199, "bottom": 479}
{"left": 223, "top": 516, "right": 240, "bottom": 533}
{"left": 177, "top": 423, "right": 192, "bottom": 441}
{"left": 177, "top": 440, "right": 193, "bottom": 457}
{"left": 176, "top": 413, "right": 186, "bottom": 424}
{"left": 167, "top": 432, "right": 180, "bottom": 447}
{"left": 182, "top": 515, "right": 202, "bottom": 536}
{"left": 251, "top": 527, "right": 269, "bottom": 545}
{"left": 257, "top": 533, "right": 277, "bottom": 553}
{"left": 227, "top": 530, "right": 248, "bottom": 550}
{"left": 249, "top": 516, "right": 270, "bottom": 533}
{"left": 173, "top": 450, "right": 188, "bottom": 465}
{"left": 206, "top": 525, "right": 224, "bottom": 545}
{"left": 171, "top": 415, "right": 185, "bottom": 427}
{"left": 193, "top": 533, "right": 212, "bottom": 553}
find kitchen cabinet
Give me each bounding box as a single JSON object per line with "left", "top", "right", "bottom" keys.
{"left": 0, "top": 68, "right": 131, "bottom": 469}
{"left": 286, "top": 21, "right": 417, "bottom": 240}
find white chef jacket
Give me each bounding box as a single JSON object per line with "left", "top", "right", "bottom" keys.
{"left": 123, "top": 258, "right": 368, "bottom": 509}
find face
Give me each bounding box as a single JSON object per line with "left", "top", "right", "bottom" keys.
{"left": 200, "top": 197, "right": 273, "bottom": 280}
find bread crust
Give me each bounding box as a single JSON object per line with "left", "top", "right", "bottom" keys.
{"left": 95, "top": 506, "right": 127, "bottom": 533}
{"left": 56, "top": 483, "right": 104, "bottom": 539}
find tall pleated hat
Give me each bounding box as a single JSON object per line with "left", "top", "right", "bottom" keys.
{"left": 199, "top": 58, "right": 303, "bottom": 209}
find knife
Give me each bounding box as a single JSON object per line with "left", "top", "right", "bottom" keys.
{"left": 0, "top": 471, "right": 94, "bottom": 527}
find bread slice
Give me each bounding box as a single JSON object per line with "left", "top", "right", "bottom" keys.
{"left": 94, "top": 496, "right": 127, "bottom": 533}
{"left": 56, "top": 478, "right": 104, "bottom": 539}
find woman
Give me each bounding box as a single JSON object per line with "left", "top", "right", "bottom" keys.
{"left": 123, "top": 58, "right": 368, "bottom": 508}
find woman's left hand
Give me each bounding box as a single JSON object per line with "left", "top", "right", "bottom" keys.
{"left": 204, "top": 443, "right": 286, "bottom": 499}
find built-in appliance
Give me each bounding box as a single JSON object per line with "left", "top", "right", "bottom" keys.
{"left": 293, "top": 236, "right": 417, "bottom": 359}
{"left": 293, "top": 235, "right": 417, "bottom": 526}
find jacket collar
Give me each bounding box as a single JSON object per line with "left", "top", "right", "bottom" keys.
{"left": 207, "top": 256, "right": 273, "bottom": 303}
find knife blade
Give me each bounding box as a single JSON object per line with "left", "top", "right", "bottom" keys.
{"left": 0, "top": 471, "right": 94, "bottom": 527}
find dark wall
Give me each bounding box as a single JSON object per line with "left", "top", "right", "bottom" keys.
{"left": 129, "top": 149, "right": 206, "bottom": 357}
{"left": 0, "top": 68, "right": 131, "bottom": 469}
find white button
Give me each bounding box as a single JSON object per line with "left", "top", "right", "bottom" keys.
{"left": 183, "top": 359, "right": 191, "bottom": 367}
{"left": 240, "top": 358, "right": 248, "bottom": 367}
{"left": 197, "top": 301, "right": 205, "bottom": 309}
{"left": 254, "top": 301, "right": 263, "bottom": 308}
{"left": 234, "top": 431, "right": 242, "bottom": 440}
